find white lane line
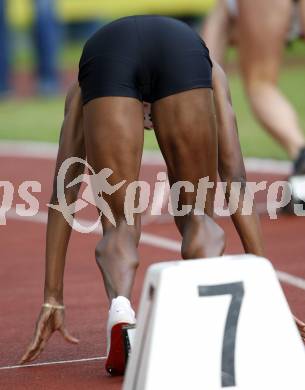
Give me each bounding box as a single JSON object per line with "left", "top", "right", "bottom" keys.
{"left": 6, "top": 209, "right": 305, "bottom": 292}
{"left": 0, "top": 141, "right": 58, "bottom": 159}
{"left": 141, "top": 232, "right": 181, "bottom": 252}
{"left": 6, "top": 209, "right": 49, "bottom": 225}
{"left": 0, "top": 141, "right": 164, "bottom": 166}
{"left": 1, "top": 277, "right": 304, "bottom": 372}
{"left": 6, "top": 209, "right": 181, "bottom": 252}
{"left": 276, "top": 271, "right": 305, "bottom": 291}
{"left": 0, "top": 356, "right": 106, "bottom": 371}
{"left": 0, "top": 140, "right": 291, "bottom": 173}
{"left": 245, "top": 158, "right": 291, "bottom": 175}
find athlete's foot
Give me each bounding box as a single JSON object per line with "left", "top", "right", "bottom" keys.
{"left": 293, "top": 147, "right": 305, "bottom": 175}
{"left": 105, "top": 296, "right": 136, "bottom": 376}
{"left": 282, "top": 147, "right": 305, "bottom": 214}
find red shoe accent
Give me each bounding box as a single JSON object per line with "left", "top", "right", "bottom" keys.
{"left": 106, "top": 322, "right": 129, "bottom": 376}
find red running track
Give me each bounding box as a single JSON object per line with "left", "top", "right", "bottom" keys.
{"left": 0, "top": 154, "right": 304, "bottom": 389}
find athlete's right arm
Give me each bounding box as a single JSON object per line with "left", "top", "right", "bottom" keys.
{"left": 212, "top": 62, "right": 305, "bottom": 340}
{"left": 212, "top": 61, "right": 265, "bottom": 256}
{"left": 20, "top": 83, "right": 83, "bottom": 364}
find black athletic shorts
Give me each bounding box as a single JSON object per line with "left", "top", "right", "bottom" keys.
{"left": 78, "top": 15, "right": 213, "bottom": 105}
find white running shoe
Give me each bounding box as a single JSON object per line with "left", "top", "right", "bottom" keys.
{"left": 105, "top": 296, "right": 136, "bottom": 376}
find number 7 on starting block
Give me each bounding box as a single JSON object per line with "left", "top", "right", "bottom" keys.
{"left": 123, "top": 255, "right": 305, "bottom": 390}
{"left": 198, "top": 282, "right": 244, "bottom": 387}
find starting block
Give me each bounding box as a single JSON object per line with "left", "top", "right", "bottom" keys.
{"left": 123, "top": 255, "right": 305, "bottom": 390}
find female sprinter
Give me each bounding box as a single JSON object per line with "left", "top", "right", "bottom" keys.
{"left": 19, "top": 15, "right": 304, "bottom": 375}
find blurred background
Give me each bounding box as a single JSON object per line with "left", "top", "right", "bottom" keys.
{"left": 0, "top": 0, "right": 304, "bottom": 160}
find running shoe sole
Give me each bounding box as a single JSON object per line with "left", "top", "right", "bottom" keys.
{"left": 105, "top": 322, "right": 129, "bottom": 376}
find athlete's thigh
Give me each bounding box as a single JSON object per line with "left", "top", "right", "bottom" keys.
{"left": 237, "top": 0, "right": 292, "bottom": 81}
{"left": 152, "top": 89, "right": 217, "bottom": 218}
{"left": 83, "top": 97, "right": 144, "bottom": 228}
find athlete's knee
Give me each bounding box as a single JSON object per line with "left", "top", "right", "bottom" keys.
{"left": 243, "top": 78, "right": 275, "bottom": 115}
{"left": 244, "top": 74, "right": 276, "bottom": 100}
{"left": 181, "top": 215, "right": 225, "bottom": 259}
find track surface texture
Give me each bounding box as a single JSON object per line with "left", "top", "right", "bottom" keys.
{"left": 0, "top": 146, "right": 304, "bottom": 389}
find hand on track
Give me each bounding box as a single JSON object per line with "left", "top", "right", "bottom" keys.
{"left": 20, "top": 305, "right": 79, "bottom": 365}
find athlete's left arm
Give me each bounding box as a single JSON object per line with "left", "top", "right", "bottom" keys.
{"left": 20, "top": 83, "right": 84, "bottom": 364}
{"left": 212, "top": 61, "right": 264, "bottom": 256}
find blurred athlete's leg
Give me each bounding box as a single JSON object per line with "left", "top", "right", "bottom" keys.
{"left": 202, "top": 0, "right": 235, "bottom": 65}
{"left": 237, "top": 0, "right": 305, "bottom": 160}
{"left": 153, "top": 89, "right": 225, "bottom": 259}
